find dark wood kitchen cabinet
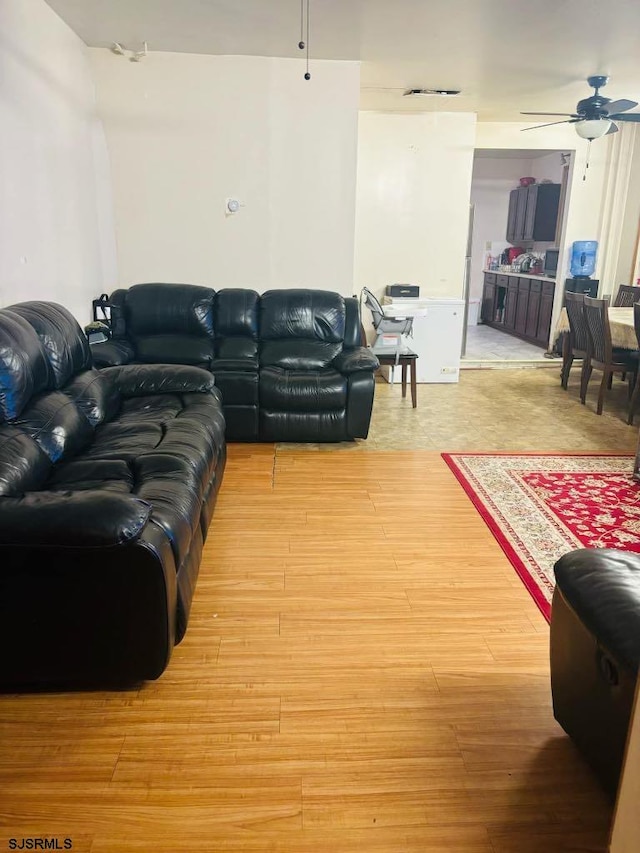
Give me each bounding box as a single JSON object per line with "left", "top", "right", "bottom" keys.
{"left": 506, "top": 183, "right": 561, "bottom": 243}
{"left": 504, "top": 277, "right": 518, "bottom": 330}
{"left": 515, "top": 278, "right": 530, "bottom": 335}
{"left": 536, "top": 281, "right": 555, "bottom": 344}
{"left": 526, "top": 280, "right": 542, "bottom": 338}
{"left": 523, "top": 184, "right": 561, "bottom": 241}
{"left": 506, "top": 189, "right": 520, "bottom": 244}
{"left": 481, "top": 273, "right": 496, "bottom": 323}
{"left": 481, "top": 272, "right": 555, "bottom": 348}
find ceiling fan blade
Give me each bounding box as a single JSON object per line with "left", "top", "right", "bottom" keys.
{"left": 520, "top": 112, "right": 577, "bottom": 117}
{"left": 604, "top": 99, "right": 638, "bottom": 115}
{"left": 606, "top": 122, "right": 619, "bottom": 135}
{"left": 610, "top": 113, "right": 640, "bottom": 122}
{"left": 521, "top": 119, "right": 574, "bottom": 131}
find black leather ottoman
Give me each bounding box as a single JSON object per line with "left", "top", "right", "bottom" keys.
{"left": 550, "top": 548, "right": 640, "bottom": 796}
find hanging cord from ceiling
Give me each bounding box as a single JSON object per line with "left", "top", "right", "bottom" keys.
{"left": 298, "top": 0, "right": 311, "bottom": 80}
{"left": 583, "top": 141, "right": 592, "bottom": 181}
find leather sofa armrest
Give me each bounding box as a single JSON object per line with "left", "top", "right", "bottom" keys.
{"left": 91, "top": 340, "right": 136, "bottom": 368}
{"left": 0, "top": 491, "right": 151, "bottom": 547}
{"left": 333, "top": 347, "right": 380, "bottom": 374}
{"left": 101, "top": 364, "right": 216, "bottom": 397}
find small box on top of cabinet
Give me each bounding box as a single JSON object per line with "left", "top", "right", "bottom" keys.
{"left": 386, "top": 284, "right": 420, "bottom": 298}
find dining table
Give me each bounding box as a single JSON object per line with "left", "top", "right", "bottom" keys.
{"left": 554, "top": 306, "right": 638, "bottom": 350}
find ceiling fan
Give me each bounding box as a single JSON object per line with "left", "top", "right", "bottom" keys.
{"left": 521, "top": 75, "right": 640, "bottom": 140}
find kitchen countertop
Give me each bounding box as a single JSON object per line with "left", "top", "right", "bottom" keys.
{"left": 483, "top": 269, "right": 557, "bottom": 282}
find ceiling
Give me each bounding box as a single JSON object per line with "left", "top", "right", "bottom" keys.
{"left": 46, "top": 0, "right": 640, "bottom": 120}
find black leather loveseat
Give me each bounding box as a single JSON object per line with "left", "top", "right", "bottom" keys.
{"left": 0, "top": 301, "right": 226, "bottom": 688}
{"left": 91, "top": 285, "right": 379, "bottom": 442}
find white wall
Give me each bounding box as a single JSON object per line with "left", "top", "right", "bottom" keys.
{"left": 90, "top": 52, "right": 360, "bottom": 295}
{"left": 470, "top": 156, "right": 533, "bottom": 302}
{"left": 610, "top": 685, "right": 640, "bottom": 853}
{"left": 0, "top": 0, "right": 117, "bottom": 322}
{"left": 354, "top": 112, "right": 476, "bottom": 301}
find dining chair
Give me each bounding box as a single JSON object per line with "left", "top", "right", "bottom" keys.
{"left": 627, "top": 302, "right": 640, "bottom": 424}
{"left": 562, "top": 292, "right": 589, "bottom": 391}
{"left": 582, "top": 296, "right": 638, "bottom": 415}
{"left": 614, "top": 284, "right": 640, "bottom": 307}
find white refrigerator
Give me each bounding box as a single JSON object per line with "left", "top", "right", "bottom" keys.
{"left": 381, "top": 297, "right": 465, "bottom": 383}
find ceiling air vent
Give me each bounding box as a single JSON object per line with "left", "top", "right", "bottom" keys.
{"left": 403, "top": 88, "right": 461, "bottom": 98}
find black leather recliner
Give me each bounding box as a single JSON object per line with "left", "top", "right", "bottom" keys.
{"left": 0, "top": 301, "right": 226, "bottom": 688}
{"left": 92, "top": 284, "right": 379, "bottom": 442}
{"left": 551, "top": 548, "right": 640, "bottom": 796}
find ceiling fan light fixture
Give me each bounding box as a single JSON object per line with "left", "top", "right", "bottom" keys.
{"left": 575, "top": 118, "right": 612, "bottom": 140}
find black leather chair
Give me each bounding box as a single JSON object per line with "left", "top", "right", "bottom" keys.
{"left": 0, "top": 301, "right": 226, "bottom": 688}
{"left": 92, "top": 284, "right": 379, "bottom": 442}
{"left": 551, "top": 548, "right": 640, "bottom": 796}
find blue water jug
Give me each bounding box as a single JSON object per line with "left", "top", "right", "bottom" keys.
{"left": 570, "top": 241, "right": 598, "bottom": 278}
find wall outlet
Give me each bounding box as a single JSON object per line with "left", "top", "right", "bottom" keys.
{"left": 440, "top": 366, "right": 458, "bottom": 374}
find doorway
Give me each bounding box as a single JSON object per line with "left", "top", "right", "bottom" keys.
{"left": 462, "top": 148, "right": 570, "bottom": 367}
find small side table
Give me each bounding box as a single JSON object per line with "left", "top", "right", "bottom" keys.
{"left": 376, "top": 350, "right": 418, "bottom": 408}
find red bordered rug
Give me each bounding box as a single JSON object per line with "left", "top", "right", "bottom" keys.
{"left": 442, "top": 453, "right": 639, "bottom": 622}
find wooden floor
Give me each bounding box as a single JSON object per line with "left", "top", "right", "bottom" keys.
{"left": 0, "top": 437, "right": 613, "bottom": 851}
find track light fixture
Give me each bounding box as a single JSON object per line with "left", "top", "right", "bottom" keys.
{"left": 110, "top": 41, "right": 148, "bottom": 62}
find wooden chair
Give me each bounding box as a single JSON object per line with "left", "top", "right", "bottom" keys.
{"left": 614, "top": 284, "right": 640, "bottom": 307}
{"left": 582, "top": 296, "right": 638, "bottom": 414}
{"left": 561, "top": 292, "right": 589, "bottom": 391}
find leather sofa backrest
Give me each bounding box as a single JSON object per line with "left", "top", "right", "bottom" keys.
{"left": 260, "top": 289, "right": 346, "bottom": 369}
{"left": 0, "top": 303, "right": 121, "bottom": 489}
{"left": 0, "top": 310, "right": 51, "bottom": 421}
{"left": 9, "top": 301, "right": 92, "bottom": 389}
{"left": 124, "top": 283, "right": 216, "bottom": 367}
{"left": 214, "top": 289, "right": 259, "bottom": 366}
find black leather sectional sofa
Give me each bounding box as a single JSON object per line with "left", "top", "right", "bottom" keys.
{"left": 0, "top": 301, "right": 226, "bottom": 687}
{"left": 92, "top": 284, "right": 379, "bottom": 442}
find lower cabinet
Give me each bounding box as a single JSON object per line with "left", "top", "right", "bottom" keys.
{"left": 481, "top": 273, "right": 555, "bottom": 348}
{"left": 537, "top": 282, "right": 555, "bottom": 345}
{"left": 525, "top": 281, "right": 542, "bottom": 339}
{"left": 504, "top": 279, "right": 518, "bottom": 330}
{"left": 481, "top": 275, "right": 496, "bottom": 323}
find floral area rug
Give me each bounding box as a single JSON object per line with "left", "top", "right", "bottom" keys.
{"left": 442, "top": 453, "right": 638, "bottom": 621}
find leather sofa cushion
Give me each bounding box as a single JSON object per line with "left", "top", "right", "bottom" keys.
{"left": 214, "top": 337, "right": 258, "bottom": 369}
{"left": 215, "top": 289, "right": 259, "bottom": 337}
{"left": 48, "top": 458, "right": 134, "bottom": 493}
{"left": 260, "top": 367, "right": 347, "bottom": 411}
{"left": 13, "top": 391, "right": 94, "bottom": 463}
{"left": 260, "top": 340, "right": 342, "bottom": 370}
{"left": 0, "top": 312, "right": 51, "bottom": 421}
{"left": 63, "top": 369, "right": 121, "bottom": 428}
{"left": 126, "top": 283, "right": 216, "bottom": 337}
{"left": 260, "top": 410, "right": 347, "bottom": 442}
{"left": 0, "top": 426, "right": 51, "bottom": 497}
{"left": 214, "top": 372, "right": 259, "bottom": 407}
{"left": 8, "top": 302, "right": 92, "bottom": 389}
{"left": 260, "top": 289, "right": 346, "bottom": 342}
{"left": 135, "top": 335, "right": 215, "bottom": 367}
{"left": 87, "top": 421, "right": 164, "bottom": 462}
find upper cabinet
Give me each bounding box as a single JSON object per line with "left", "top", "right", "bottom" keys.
{"left": 506, "top": 183, "right": 561, "bottom": 244}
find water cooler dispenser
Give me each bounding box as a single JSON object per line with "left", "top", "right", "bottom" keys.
{"left": 563, "top": 240, "right": 599, "bottom": 304}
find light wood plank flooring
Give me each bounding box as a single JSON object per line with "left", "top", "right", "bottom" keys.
{"left": 0, "top": 368, "right": 629, "bottom": 852}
